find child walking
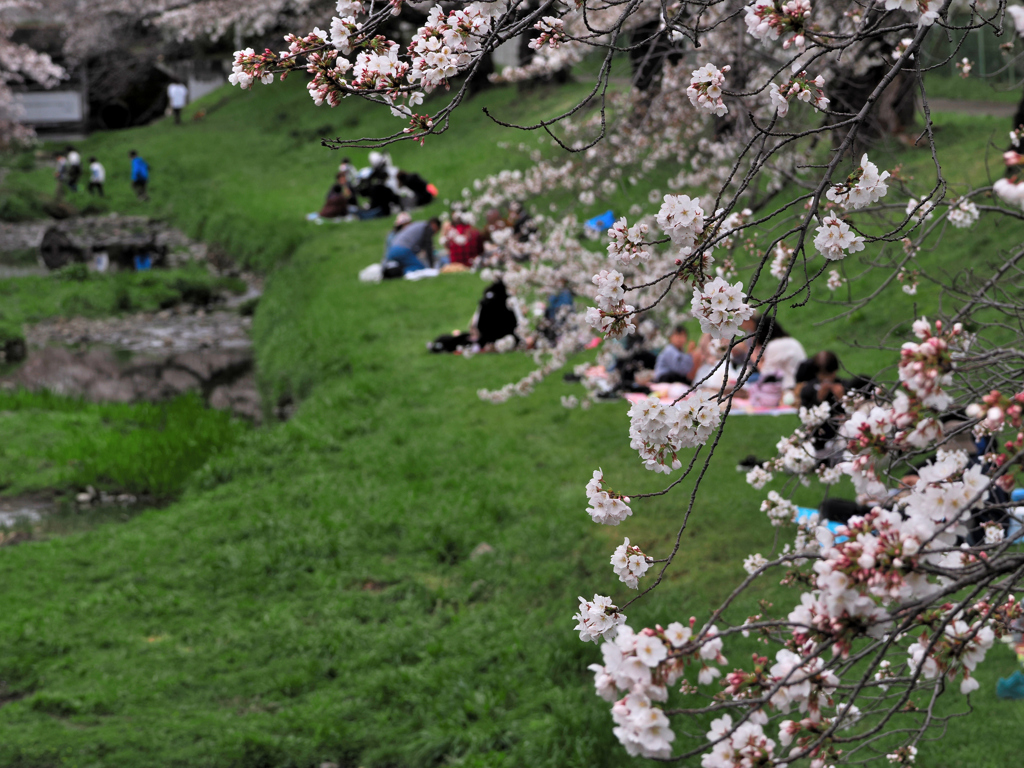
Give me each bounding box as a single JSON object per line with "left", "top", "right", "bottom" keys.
{"left": 88, "top": 157, "right": 105, "bottom": 197}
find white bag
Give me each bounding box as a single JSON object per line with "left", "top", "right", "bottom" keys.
{"left": 358, "top": 263, "right": 383, "bottom": 283}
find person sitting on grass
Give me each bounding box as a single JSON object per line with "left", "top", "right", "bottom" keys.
{"left": 798, "top": 350, "right": 846, "bottom": 408}
{"left": 319, "top": 170, "right": 355, "bottom": 219}
{"left": 751, "top": 317, "right": 806, "bottom": 389}
{"left": 397, "top": 170, "right": 436, "bottom": 207}
{"left": 385, "top": 217, "right": 440, "bottom": 274}
{"left": 444, "top": 212, "right": 484, "bottom": 267}
{"left": 654, "top": 325, "right": 701, "bottom": 384}
{"left": 428, "top": 279, "right": 518, "bottom": 352}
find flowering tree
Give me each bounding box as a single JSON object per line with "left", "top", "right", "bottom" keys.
{"left": 234, "top": 0, "right": 1024, "bottom": 764}
{"left": 0, "top": 1, "right": 65, "bottom": 147}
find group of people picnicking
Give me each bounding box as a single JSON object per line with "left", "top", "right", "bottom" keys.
{"left": 606, "top": 315, "right": 861, "bottom": 412}
{"left": 367, "top": 201, "right": 531, "bottom": 281}
{"left": 388, "top": 205, "right": 1024, "bottom": 564}
{"left": 315, "top": 151, "right": 438, "bottom": 222}
{"left": 54, "top": 146, "right": 150, "bottom": 202}
{"left": 607, "top": 318, "right": 1024, "bottom": 543}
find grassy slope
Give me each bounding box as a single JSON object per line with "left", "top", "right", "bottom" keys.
{"left": 0, "top": 390, "right": 247, "bottom": 498}
{"left": 0, "top": 265, "right": 246, "bottom": 328}
{"left": 1, "top": 78, "right": 1022, "bottom": 766}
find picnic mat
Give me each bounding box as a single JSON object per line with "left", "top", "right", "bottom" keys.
{"left": 620, "top": 389, "right": 797, "bottom": 416}
{"left": 586, "top": 368, "right": 797, "bottom": 416}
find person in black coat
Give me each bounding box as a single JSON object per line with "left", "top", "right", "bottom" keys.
{"left": 398, "top": 170, "right": 435, "bottom": 207}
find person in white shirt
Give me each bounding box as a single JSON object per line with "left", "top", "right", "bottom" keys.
{"left": 88, "top": 157, "right": 105, "bottom": 197}
{"left": 167, "top": 81, "right": 189, "bottom": 124}
{"left": 66, "top": 146, "right": 82, "bottom": 191}
{"left": 753, "top": 318, "right": 807, "bottom": 389}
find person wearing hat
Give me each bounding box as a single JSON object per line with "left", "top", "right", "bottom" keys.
{"left": 384, "top": 212, "right": 412, "bottom": 257}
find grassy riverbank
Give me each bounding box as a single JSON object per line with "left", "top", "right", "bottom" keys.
{"left": 0, "top": 76, "right": 1022, "bottom": 767}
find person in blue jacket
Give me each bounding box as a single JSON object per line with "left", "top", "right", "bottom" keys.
{"left": 129, "top": 150, "right": 150, "bottom": 201}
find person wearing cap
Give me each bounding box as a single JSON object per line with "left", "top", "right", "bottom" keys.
{"left": 383, "top": 212, "right": 412, "bottom": 259}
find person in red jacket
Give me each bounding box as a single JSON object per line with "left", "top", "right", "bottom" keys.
{"left": 444, "top": 213, "right": 484, "bottom": 266}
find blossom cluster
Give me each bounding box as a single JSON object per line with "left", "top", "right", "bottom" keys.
{"left": 687, "top": 63, "right": 730, "bottom": 117}
{"left": 769, "top": 72, "right": 829, "bottom": 117}
{"left": 408, "top": 4, "right": 492, "bottom": 91}
{"left": 690, "top": 277, "right": 755, "bottom": 339}
{"left": 611, "top": 538, "right": 651, "bottom": 589}
{"left": 905, "top": 197, "right": 934, "bottom": 222}
{"left": 528, "top": 17, "right": 565, "bottom": 51}
{"left": 826, "top": 154, "right": 890, "bottom": 210}
{"left": 769, "top": 242, "right": 794, "bottom": 280}
{"left": 574, "top": 594, "right": 626, "bottom": 643}
{"left": 226, "top": 0, "right": 508, "bottom": 121}
{"left": 994, "top": 176, "right": 1024, "bottom": 210}
{"left": 760, "top": 490, "right": 798, "bottom": 526}
{"left": 909, "top": 616, "right": 995, "bottom": 695}
{"left": 898, "top": 318, "right": 957, "bottom": 410}
{"left": 589, "top": 623, "right": 726, "bottom": 757}
{"left": 813, "top": 214, "right": 865, "bottom": 261}
{"left": 946, "top": 197, "right": 979, "bottom": 228}
{"left": 702, "top": 714, "right": 777, "bottom": 767}
{"left": 745, "top": 0, "right": 813, "bottom": 49}
{"left": 606, "top": 217, "right": 651, "bottom": 266}
{"left": 628, "top": 391, "right": 723, "bottom": 474}
{"left": 586, "top": 269, "right": 637, "bottom": 339}
{"left": 883, "top": 0, "right": 944, "bottom": 27}
{"left": 826, "top": 268, "right": 845, "bottom": 291}
{"left": 656, "top": 194, "right": 706, "bottom": 255}
{"left": 586, "top": 468, "right": 633, "bottom": 525}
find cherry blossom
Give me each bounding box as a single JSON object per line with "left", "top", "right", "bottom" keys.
{"left": 657, "top": 194, "right": 706, "bottom": 254}
{"left": 240, "top": 2, "right": 1024, "bottom": 762}
{"left": 611, "top": 538, "right": 652, "bottom": 589}
{"left": 573, "top": 594, "right": 625, "bottom": 643}
{"left": 745, "top": 0, "right": 813, "bottom": 48}
{"left": 586, "top": 468, "right": 633, "bottom": 525}
{"left": 946, "top": 197, "right": 979, "bottom": 228}
{"left": 813, "top": 214, "right": 865, "bottom": 260}
{"left": 687, "top": 63, "right": 730, "bottom": 117}
{"left": 769, "top": 72, "right": 829, "bottom": 117}
{"left": 883, "top": 0, "right": 943, "bottom": 27}
{"left": 826, "top": 154, "right": 890, "bottom": 210}
{"left": 691, "top": 277, "right": 755, "bottom": 339}
{"left": 826, "top": 269, "right": 845, "bottom": 291}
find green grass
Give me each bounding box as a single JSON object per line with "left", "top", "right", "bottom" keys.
{"left": 0, "top": 389, "right": 248, "bottom": 499}
{"left": 0, "top": 263, "right": 246, "bottom": 333}
{"left": 921, "top": 74, "right": 1022, "bottom": 104}
{"left": 0, "top": 78, "right": 1022, "bottom": 767}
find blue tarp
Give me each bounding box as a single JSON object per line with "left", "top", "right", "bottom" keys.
{"left": 796, "top": 506, "right": 848, "bottom": 543}
{"left": 583, "top": 210, "right": 616, "bottom": 238}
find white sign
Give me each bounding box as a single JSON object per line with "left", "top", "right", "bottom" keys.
{"left": 13, "top": 91, "right": 83, "bottom": 124}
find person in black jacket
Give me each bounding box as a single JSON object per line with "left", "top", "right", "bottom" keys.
{"left": 398, "top": 170, "right": 436, "bottom": 207}
{"left": 472, "top": 280, "right": 517, "bottom": 345}
{"left": 428, "top": 280, "right": 518, "bottom": 353}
